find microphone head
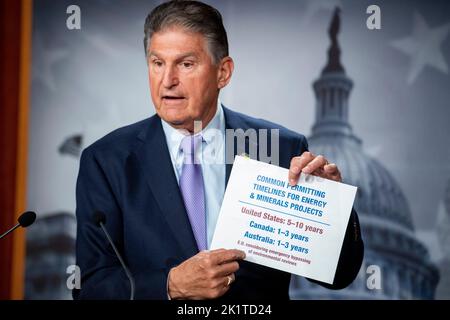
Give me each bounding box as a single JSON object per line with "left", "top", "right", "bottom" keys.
{"left": 93, "top": 211, "right": 106, "bottom": 226}
{"left": 18, "top": 211, "right": 36, "bottom": 228}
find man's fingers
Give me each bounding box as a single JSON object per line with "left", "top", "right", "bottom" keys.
{"left": 323, "top": 163, "right": 342, "bottom": 181}
{"left": 215, "top": 261, "right": 240, "bottom": 277}
{"left": 224, "top": 273, "right": 235, "bottom": 287}
{"left": 170, "top": 249, "right": 243, "bottom": 299}
{"left": 289, "top": 153, "right": 342, "bottom": 184}
{"left": 210, "top": 249, "right": 246, "bottom": 265}
{"left": 289, "top": 152, "right": 315, "bottom": 185}
{"left": 212, "top": 274, "right": 235, "bottom": 296}
{"left": 206, "top": 248, "right": 226, "bottom": 254}
{"left": 324, "top": 163, "right": 337, "bottom": 173}
{"left": 302, "top": 155, "right": 327, "bottom": 174}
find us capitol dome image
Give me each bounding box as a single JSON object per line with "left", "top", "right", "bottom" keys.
{"left": 289, "top": 9, "right": 439, "bottom": 299}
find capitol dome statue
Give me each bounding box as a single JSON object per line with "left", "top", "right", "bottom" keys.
{"left": 290, "top": 8, "right": 439, "bottom": 299}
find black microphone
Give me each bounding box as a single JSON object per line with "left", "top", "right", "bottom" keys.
{"left": 93, "top": 211, "right": 135, "bottom": 300}
{"left": 0, "top": 211, "right": 36, "bottom": 240}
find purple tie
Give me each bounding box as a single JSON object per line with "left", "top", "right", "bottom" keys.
{"left": 179, "top": 134, "right": 207, "bottom": 251}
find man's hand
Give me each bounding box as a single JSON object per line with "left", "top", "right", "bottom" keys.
{"left": 168, "top": 248, "right": 246, "bottom": 300}
{"left": 288, "top": 151, "right": 342, "bottom": 185}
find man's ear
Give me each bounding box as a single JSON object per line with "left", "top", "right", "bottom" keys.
{"left": 217, "top": 57, "right": 234, "bottom": 89}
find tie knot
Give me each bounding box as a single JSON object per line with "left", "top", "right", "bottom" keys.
{"left": 181, "top": 134, "right": 202, "bottom": 162}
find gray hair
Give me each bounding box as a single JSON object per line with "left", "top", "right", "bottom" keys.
{"left": 143, "top": 0, "right": 229, "bottom": 64}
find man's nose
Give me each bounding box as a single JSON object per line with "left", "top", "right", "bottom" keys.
{"left": 162, "top": 65, "right": 179, "bottom": 88}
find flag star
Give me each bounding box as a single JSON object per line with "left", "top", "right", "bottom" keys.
{"left": 391, "top": 12, "right": 450, "bottom": 84}
{"left": 83, "top": 33, "right": 122, "bottom": 59}
{"left": 32, "top": 34, "right": 68, "bottom": 91}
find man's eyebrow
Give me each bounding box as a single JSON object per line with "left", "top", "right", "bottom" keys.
{"left": 148, "top": 51, "right": 161, "bottom": 58}
{"left": 175, "top": 52, "right": 198, "bottom": 60}
{"left": 148, "top": 51, "right": 198, "bottom": 60}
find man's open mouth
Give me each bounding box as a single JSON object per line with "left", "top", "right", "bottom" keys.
{"left": 162, "top": 96, "right": 185, "bottom": 100}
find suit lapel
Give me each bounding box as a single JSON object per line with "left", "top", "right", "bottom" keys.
{"left": 134, "top": 116, "right": 198, "bottom": 259}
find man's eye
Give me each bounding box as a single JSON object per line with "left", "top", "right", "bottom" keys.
{"left": 181, "top": 62, "right": 194, "bottom": 68}
{"left": 152, "top": 60, "right": 163, "bottom": 67}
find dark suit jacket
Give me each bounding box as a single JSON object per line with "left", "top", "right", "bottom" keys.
{"left": 73, "top": 106, "right": 364, "bottom": 300}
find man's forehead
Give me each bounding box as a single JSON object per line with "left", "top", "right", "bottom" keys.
{"left": 149, "top": 27, "right": 207, "bottom": 51}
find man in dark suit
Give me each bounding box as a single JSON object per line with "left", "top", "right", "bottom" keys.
{"left": 74, "top": 0, "right": 363, "bottom": 300}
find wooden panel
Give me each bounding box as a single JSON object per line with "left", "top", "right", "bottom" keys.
{"left": 0, "top": 0, "right": 32, "bottom": 300}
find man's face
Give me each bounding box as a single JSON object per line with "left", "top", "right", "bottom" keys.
{"left": 148, "top": 27, "right": 226, "bottom": 132}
